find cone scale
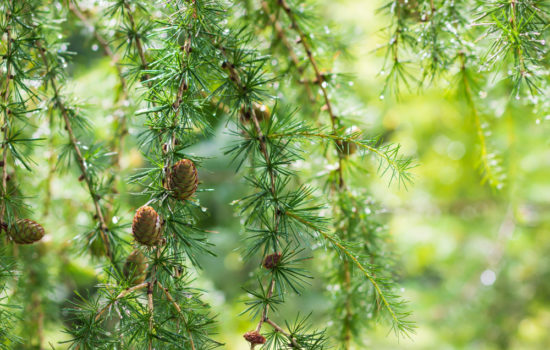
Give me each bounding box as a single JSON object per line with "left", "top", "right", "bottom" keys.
{"left": 123, "top": 249, "right": 148, "bottom": 285}
{"left": 168, "top": 159, "right": 198, "bottom": 201}
{"left": 132, "top": 206, "right": 163, "bottom": 246}
{"left": 9, "top": 219, "right": 45, "bottom": 244}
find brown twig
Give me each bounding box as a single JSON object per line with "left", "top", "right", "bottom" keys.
{"left": 146, "top": 247, "right": 161, "bottom": 350}
{"left": 260, "top": 1, "right": 314, "bottom": 102}
{"left": 265, "top": 318, "right": 301, "bottom": 348}
{"left": 36, "top": 41, "right": 113, "bottom": 259}
{"left": 275, "top": 0, "right": 345, "bottom": 189}
{"left": 1, "top": 8, "right": 13, "bottom": 226}
{"left": 94, "top": 282, "right": 149, "bottom": 322}
{"left": 218, "top": 47, "right": 283, "bottom": 348}
{"left": 157, "top": 281, "right": 197, "bottom": 350}
{"left": 147, "top": 280, "right": 154, "bottom": 350}
{"left": 67, "top": 0, "right": 129, "bottom": 169}
{"left": 255, "top": 279, "right": 275, "bottom": 333}
{"left": 123, "top": 1, "right": 148, "bottom": 77}
{"left": 272, "top": 2, "right": 355, "bottom": 345}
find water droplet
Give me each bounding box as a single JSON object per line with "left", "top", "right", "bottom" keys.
{"left": 92, "top": 44, "right": 99, "bottom": 51}
{"left": 480, "top": 269, "right": 496, "bottom": 286}
{"left": 379, "top": 94, "right": 385, "bottom": 100}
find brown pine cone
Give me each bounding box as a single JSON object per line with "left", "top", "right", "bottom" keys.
{"left": 123, "top": 249, "right": 149, "bottom": 285}
{"left": 263, "top": 252, "right": 282, "bottom": 269}
{"left": 168, "top": 159, "right": 198, "bottom": 201}
{"left": 243, "top": 330, "right": 266, "bottom": 345}
{"left": 9, "top": 219, "right": 45, "bottom": 244}
{"left": 132, "top": 206, "right": 163, "bottom": 246}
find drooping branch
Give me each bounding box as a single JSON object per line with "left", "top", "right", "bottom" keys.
{"left": 260, "top": 1, "right": 314, "bottom": 102}
{"left": 285, "top": 210, "right": 414, "bottom": 336}
{"left": 68, "top": 0, "right": 130, "bottom": 169}
{"left": 36, "top": 40, "right": 113, "bottom": 259}
{"left": 0, "top": 9, "right": 14, "bottom": 224}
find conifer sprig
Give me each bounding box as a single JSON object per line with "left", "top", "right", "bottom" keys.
{"left": 240, "top": 0, "right": 415, "bottom": 345}
{"left": 68, "top": 0, "right": 130, "bottom": 170}
{"left": 1, "top": 1, "right": 47, "bottom": 346}
{"left": 67, "top": 1, "right": 221, "bottom": 348}
{"left": 0, "top": 0, "right": 41, "bottom": 228}
{"left": 476, "top": 0, "right": 549, "bottom": 95}
{"left": 377, "top": 0, "right": 542, "bottom": 190}
{"left": 458, "top": 53, "right": 505, "bottom": 189}
{"left": 219, "top": 47, "right": 301, "bottom": 348}
{"left": 36, "top": 38, "right": 115, "bottom": 259}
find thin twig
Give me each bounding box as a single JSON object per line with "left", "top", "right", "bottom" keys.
{"left": 255, "top": 278, "right": 275, "bottom": 333}
{"left": 264, "top": 318, "right": 301, "bottom": 348}
{"left": 68, "top": 0, "right": 129, "bottom": 169}
{"left": 285, "top": 210, "right": 406, "bottom": 330}
{"left": 123, "top": 1, "right": 148, "bottom": 77}
{"left": 36, "top": 41, "right": 113, "bottom": 259}
{"left": 94, "top": 282, "right": 148, "bottom": 322}
{"left": 275, "top": 0, "right": 345, "bottom": 189}
{"left": 157, "top": 281, "right": 197, "bottom": 350}
{"left": 260, "top": 1, "right": 314, "bottom": 102}
{"left": 0, "top": 8, "right": 13, "bottom": 225}
{"left": 147, "top": 280, "right": 154, "bottom": 350}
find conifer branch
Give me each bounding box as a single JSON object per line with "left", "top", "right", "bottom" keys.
{"left": 285, "top": 210, "right": 414, "bottom": 337}
{"left": 264, "top": 317, "right": 301, "bottom": 348}
{"left": 36, "top": 40, "right": 113, "bottom": 258}
{"left": 276, "top": 0, "right": 338, "bottom": 130}
{"left": 64, "top": 2, "right": 221, "bottom": 347}
{"left": 0, "top": 9, "right": 13, "bottom": 224}
{"left": 219, "top": 48, "right": 283, "bottom": 340}
{"left": 94, "top": 282, "right": 149, "bottom": 322}
{"left": 260, "top": 1, "right": 314, "bottom": 102}
{"left": 459, "top": 53, "right": 503, "bottom": 189}
{"left": 157, "top": 280, "right": 197, "bottom": 350}
{"left": 264, "top": 3, "right": 357, "bottom": 341}
{"left": 67, "top": 0, "right": 130, "bottom": 169}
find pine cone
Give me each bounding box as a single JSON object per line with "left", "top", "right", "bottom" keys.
{"left": 9, "top": 219, "right": 45, "bottom": 244}
{"left": 240, "top": 103, "right": 270, "bottom": 124}
{"left": 337, "top": 126, "right": 361, "bottom": 157}
{"left": 123, "top": 249, "right": 148, "bottom": 285}
{"left": 168, "top": 159, "right": 198, "bottom": 201}
{"left": 337, "top": 140, "right": 357, "bottom": 156}
{"left": 243, "top": 330, "right": 266, "bottom": 345}
{"left": 263, "top": 252, "right": 282, "bottom": 269}
{"left": 89, "top": 236, "right": 106, "bottom": 257}
{"left": 132, "top": 206, "right": 163, "bottom": 246}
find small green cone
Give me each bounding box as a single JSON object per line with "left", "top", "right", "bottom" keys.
{"left": 9, "top": 219, "right": 45, "bottom": 244}
{"left": 89, "top": 236, "right": 106, "bottom": 257}
{"left": 132, "top": 206, "right": 163, "bottom": 246}
{"left": 123, "top": 249, "right": 148, "bottom": 285}
{"left": 168, "top": 159, "right": 198, "bottom": 201}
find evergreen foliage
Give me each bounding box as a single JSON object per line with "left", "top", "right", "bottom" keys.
{"left": 0, "top": 0, "right": 548, "bottom": 349}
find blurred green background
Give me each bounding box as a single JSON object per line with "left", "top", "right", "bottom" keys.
{"left": 26, "top": 0, "right": 550, "bottom": 349}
